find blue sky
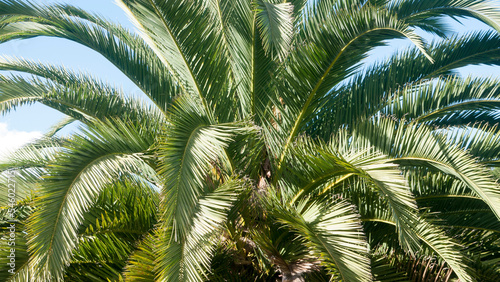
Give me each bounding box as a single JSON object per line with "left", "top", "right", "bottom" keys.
{"left": 1, "top": 0, "right": 500, "bottom": 156}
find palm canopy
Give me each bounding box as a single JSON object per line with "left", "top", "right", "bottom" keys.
{"left": 1, "top": 0, "right": 500, "bottom": 281}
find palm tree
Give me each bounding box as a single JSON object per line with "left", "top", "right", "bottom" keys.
{"left": 2, "top": 0, "right": 500, "bottom": 280}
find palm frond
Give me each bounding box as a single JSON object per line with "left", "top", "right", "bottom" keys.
{"left": 0, "top": 71, "right": 163, "bottom": 130}
{"left": 123, "top": 231, "right": 157, "bottom": 281}
{"left": 117, "top": 0, "right": 234, "bottom": 117}
{"left": 66, "top": 179, "right": 159, "bottom": 282}
{"left": 443, "top": 123, "right": 500, "bottom": 164}
{"left": 0, "top": 0, "right": 177, "bottom": 111}
{"left": 391, "top": 0, "right": 500, "bottom": 34}
{"left": 273, "top": 3, "right": 432, "bottom": 170}
{"left": 26, "top": 119, "right": 158, "bottom": 280}
{"left": 267, "top": 194, "right": 372, "bottom": 282}
{"left": 309, "top": 31, "right": 500, "bottom": 138}
{"left": 354, "top": 118, "right": 500, "bottom": 223}
{"left": 254, "top": 0, "right": 294, "bottom": 61}
{"left": 385, "top": 76, "right": 500, "bottom": 126}
{"left": 156, "top": 178, "right": 244, "bottom": 281}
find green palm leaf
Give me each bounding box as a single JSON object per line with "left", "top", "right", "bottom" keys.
{"left": 268, "top": 195, "right": 372, "bottom": 282}
{"left": 1, "top": 0, "right": 500, "bottom": 280}
{"left": 27, "top": 119, "right": 158, "bottom": 280}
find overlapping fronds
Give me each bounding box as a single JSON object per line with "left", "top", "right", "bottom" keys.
{"left": 354, "top": 118, "right": 500, "bottom": 220}
{"left": 26, "top": 119, "right": 158, "bottom": 280}
{"left": 0, "top": 0, "right": 177, "bottom": 111}
{"left": 385, "top": 76, "right": 500, "bottom": 126}
{"left": 389, "top": 0, "right": 500, "bottom": 34}
{"left": 310, "top": 31, "right": 500, "bottom": 138}
{"left": 271, "top": 3, "right": 432, "bottom": 168}
{"left": 265, "top": 193, "right": 372, "bottom": 282}
{"left": 254, "top": 0, "right": 294, "bottom": 61}
{"left": 1, "top": 0, "right": 500, "bottom": 280}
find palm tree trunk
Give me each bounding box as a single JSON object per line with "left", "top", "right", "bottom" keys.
{"left": 281, "top": 272, "right": 305, "bottom": 282}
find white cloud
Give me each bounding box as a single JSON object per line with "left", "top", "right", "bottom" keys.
{"left": 0, "top": 122, "right": 42, "bottom": 160}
